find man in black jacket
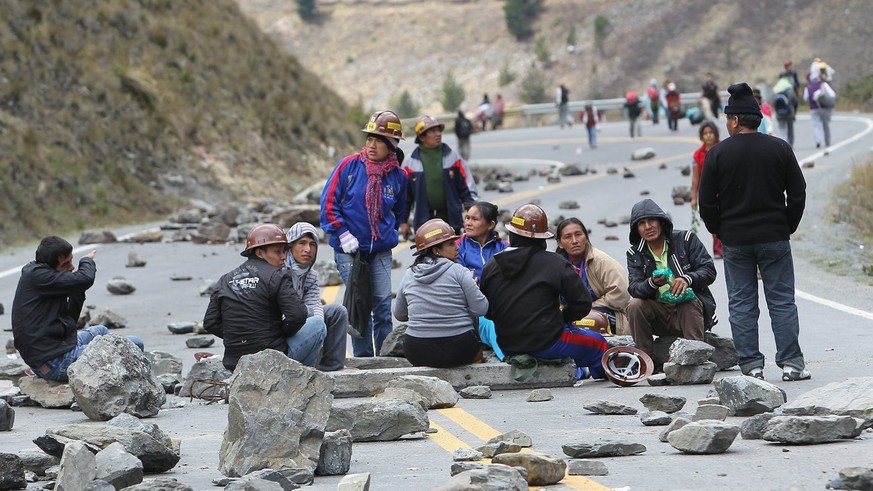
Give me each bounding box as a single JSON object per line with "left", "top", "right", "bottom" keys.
{"left": 699, "top": 82, "right": 809, "bottom": 382}
{"left": 12, "top": 236, "right": 144, "bottom": 381}
{"left": 204, "top": 224, "right": 323, "bottom": 371}
{"left": 479, "top": 204, "right": 607, "bottom": 379}
{"left": 626, "top": 199, "right": 717, "bottom": 361}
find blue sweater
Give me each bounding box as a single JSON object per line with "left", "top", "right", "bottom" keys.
{"left": 457, "top": 233, "right": 508, "bottom": 281}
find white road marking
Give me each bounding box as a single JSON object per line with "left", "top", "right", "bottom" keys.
{"left": 796, "top": 289, "right": 873, "bottom": 320}
{"left": 0, "top": 244, "right": 102, "bottom": 279}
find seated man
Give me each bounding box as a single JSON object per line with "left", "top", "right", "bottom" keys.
{"left": 12, "top": 237, "right": 144, "bottom": 382}
{"left": 285, "top": 222, "right": 348, "bottom": 372}
{"left": 626, "top": 199, "right": 717, "bottom": 360}
{"left": 204, "top": 224, "right": 326, "bottom": 371}
{"left": 479, "top": 204, "right": 607, "bottom": 380}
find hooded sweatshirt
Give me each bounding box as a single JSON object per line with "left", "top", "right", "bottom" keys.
{"left": 626, "top": 199, "right": 718, "bottom": 329}
{"left": 394, "top": 256, "right": 488, "bottom": 338}
{"left": 480, "top": 246, "right": 591, "bottom": 355}
{"left": 285, "top": 222, "right": 323, "bottom": 319}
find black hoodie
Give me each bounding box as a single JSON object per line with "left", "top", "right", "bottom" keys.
{"left": 480, "top": 245, "right": 592, "bottom": 355}
{"left": 626, "top": 199, "right": 718, "bottom": 329}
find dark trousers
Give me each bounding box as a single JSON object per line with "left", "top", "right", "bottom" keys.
{"left": 627, "top": 297, "right": 704, "bottom": 358}
{"left": 403, "top": 331, "right": 480, "bottom": 368}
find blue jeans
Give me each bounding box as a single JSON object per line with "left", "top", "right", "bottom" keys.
{"left": 722, "top": 241, "right": 805, "bottom": 373}
{"left": 318, "top": 304, "right": 349, "bottom": 371}
{"left": 586, "top": 125, "right": 597, "bottom": 147}
{"left": 34, "top": 326, "right": 145, "bottom": 382}
{"left": 335, "top": 250, "right": 393, "bottom": 357}
{"left": 286, "top": 316, "right": 327, "bottom": 367}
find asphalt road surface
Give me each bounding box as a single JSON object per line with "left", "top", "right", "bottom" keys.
{"left": 2, "top": 112, "right": 872, "bottom": 491}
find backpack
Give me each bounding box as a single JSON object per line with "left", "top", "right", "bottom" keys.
{"left": 814, "top": 89, "right": 836, "bottom": 108}
{"left": 773, "top": 93, "right": 793, "bottom": 117}
{"left": 455, "top": 118, "right": 472, "bottom": 138}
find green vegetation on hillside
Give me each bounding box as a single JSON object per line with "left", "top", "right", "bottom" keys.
{"left": 0, "top": 0, "right": 359, "bottom": 247}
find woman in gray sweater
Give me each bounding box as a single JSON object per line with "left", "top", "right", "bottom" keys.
{"left": 394, "top": 219, "right": 489, "bottom": 367}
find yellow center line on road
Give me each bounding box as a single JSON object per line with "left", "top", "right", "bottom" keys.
{"left": 435, "top": 408, "right": 611, "bottom": 490}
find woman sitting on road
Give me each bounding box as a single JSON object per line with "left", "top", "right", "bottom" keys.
{"left": 394, "top": 219, "right": 488, "bottom": 368}
{"left": 555, "top": 218, "right": 631, "bottom": 336}
{"left": 457, "top": 201, "right": 508, "bottom": 282}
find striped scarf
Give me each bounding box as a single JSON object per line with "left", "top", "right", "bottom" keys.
{"left": 360, "top": 148, "right": 399, "bottom": 241}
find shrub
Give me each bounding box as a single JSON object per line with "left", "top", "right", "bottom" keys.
{"left": 566, "top": 24, "right": 577, "bottom": 47}
{"left": 441, "top": 71, "right": 465, "bottom": 112}
{"left": 519, "top": 63, "right": 548, "bottom": 104}
{"left": 504, "top": 0, "right": 543, "bottom": 41}
{"left": 393, "top": 90, "right": 419, "bottom": 118}
{"left": 594, "top": 15, "right": 612, "bottom": 56}
{"left": 498, "top": 62, "right": 517, "bottom": 87}
{"left": 534, "top": 37, "right": 550, "bottom": 64}
{"left": 296, "top": 0, "right": 317, "bottom": 21}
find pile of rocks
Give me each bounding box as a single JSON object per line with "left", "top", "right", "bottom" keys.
{"left": 662, "top": 339, "right": 718, "bottom": 385}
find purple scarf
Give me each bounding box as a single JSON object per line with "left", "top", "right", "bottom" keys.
{"left": 360, "top": 148, "right": 399, "bottom": 241}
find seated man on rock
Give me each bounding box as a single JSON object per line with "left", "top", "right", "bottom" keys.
{"left": 479, "top": 204, "right": 608, "bottom": 380}
{"left": 285, "top": 222, "right": 348, "bottom": 371}
{"left": 12, "top": 236, "right": 144, "bottom": 382}
{"left": 204, "top": 224, "right": 325, "bottom": 371}
{"left": 626, "top": 199, "right": 717, "bottom": 360}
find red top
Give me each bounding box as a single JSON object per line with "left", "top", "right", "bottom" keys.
{"left": 693, "top": 144, "right": 708, "bottom": 167}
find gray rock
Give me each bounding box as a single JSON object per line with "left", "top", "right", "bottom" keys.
{"left": 17, "top": 376, "right": 75, "bottom": 408}
{"left": 219, "top": 351, "right": 334, "bottom": 476}
{"left": 191, "top": 220, "right": 230, "bottom": 244}
{"left": 452, "top": 448, "right": 483, "bottom": 462}
{"left": 663, "top": 361, "right": 717, "bottom": 385}
{"left": 639, "top": 393, "right": 686, "bottom": 413}
{"left": 740, "top": 413, "right": 780, "bottom": 440}
{"left": 486, "top": 430, "right": 532, "bottom": 447}
{"left": 439, "top": 464, "right": 526, "bottom": 491}
{"left": 781, "top": 377, "right": 873, "bottom": 428}
{"left": 640, "top": 411, "right": 672, "bottom": 426}
{"left": 449, "top": 461, "right": 485, "bottom": 476}
{"left": 89, "top": 309, "right": 127, "bottom": 330}
{"left": 459, "top": 386, "right": 492, "bottom": 399}
{"left": 374, "top": 387, "right": 427, "bottom": 409}
{"left": 337, "top": 472, "right": 371, "bottom": 491}
{"left": 387, "top": 375, "right": 459, "bottom": 409}
{"left": 95, "top": 442, "right": 144, "bottom": 489}
{"left": 122, "top": 477, "right": 194, "bottom": 490}
{"left": 693, "top": 404, "right": 731, "bottom": 421}
{"left": 157, "top": 374, "right": 179, "bottom": 394}
{"left": 763, "top": 415, "right": 863, "bottom": 444}
{"left": 226, "top": 469, "right": 298, "bottom": 491}
{"left": 631, "top": 147, "right": 656, "bottom": 160}
{"left": 343, "top": 357, "right": 411, "bottom": 369}
{"left": 16, "top": 450, "right": 59, "bottom": 476}
{"left": 0, "top": 400, "right": 13, "bottom": 431}
{"left": 107, "top": 413, "right": 175, "bottom": 452}
{"left": 558, "top": 200, "right": 579, "bottom": 210}
{"left": 567, "top": 459, "right": 608, "bottom": 476}
{"left": 703, "top": 332, "right": 739, "bottom": 370}
{"left": 271, "top": 205, "right": 321, "bottom": 230}
{"left": 178, "top": 357, "right": 232, "bottom": 400}
{"left": 712, "top": 376, "right": 786, "bottom": 416}
{"left": 646, "top": 373, "right": 670, "bottom": 386}
{"left": 277, "top": 467, "right": 313, "bottom": 485}
{"left": 526, "top": 388, "right": 553, "bottom": 402}
{"left": 146, "top": 351, "right": 183, "bottom": 376}
{"left": 56, "top": 440, "right": 97, "bottom": 491}
{"left": 496, "top": 181, "right": 513, "bottom": 193}
{"left": 698, "top": 397, "right": 721, "bottom": 406}
{"left": 667, "top": 421, "right": 740, "bottom": 454}
{"left": 561, "top": 440, "right": 646, "bottom": 458}
{"left": 198, "top": 279, "right": 219, "bottom": 297}
{"left": 327, "top": 398, "right": 427, "bottom": 442}
{"left": 79, "top": 230, "right": 118, "bottom": 244}
{"left": 124, "top": 230, "right": 164, "bottom": 243}
{"left": 166, "top": 323, "right": 195, "bottom": 335}
{"left": 83, "top": 479, "right": 115, "bottom": 491}
{"left": 583, "top": 400, "right": 638, "bottom": 415}
{"left": 312, "top": 261, "right": 343, "bottom": 287}
{"left": 169, "top": 274, "right": 192, "bottom": 281}
{"left": 476, "top": 441, "right": 521, "bottom": 458}
{"left": 169, "top": 207, "right": 204, "bottom": 224}
{"left": 668, "top": 339, "right": 714, "bottom": 365}
{"left": 0, "top": 453, "right": 26, "bottom": 490}
{"left": 492, "top": 451, "right": 566, "bottom": 486}
{"left": 0, "top": 359, "right": 28, "bottom": 384}
{"left": 606, "top": 335, "right": 634, "bottom": 348}
{"left": 378, "top": 325, "right": 406, "bottom": 357}
{"left": 107, "top": 277, "right": 136, "bottom": 295}
{"left": 659, "top": 417, "right": 691, "bottom": 442}
{"left": 839, "top": 467, "right": 873, "bottom": 491}
{"left": 315, "top": 429, "right": 352, "bottom": 476}
{"left": 67, "top": 334, "right": 165, "bottom": 420}
{"left": 44, "top": 423, "right": 179, "bottom": 473}
{"left": 184, "top": 335, "right": 215, "bottom": 348}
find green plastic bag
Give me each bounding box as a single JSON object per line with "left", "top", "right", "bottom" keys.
{"left": 653, "top": 268, "right": 698, "bottom": 304}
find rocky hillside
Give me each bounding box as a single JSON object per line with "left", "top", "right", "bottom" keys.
{"left": 0, "top": 0, "right": 359, "bottom": 247}
{"left": 239, "top": 0, "right": 873, "bottom": 113}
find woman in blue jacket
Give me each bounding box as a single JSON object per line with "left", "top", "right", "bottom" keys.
{"left": 457, "top": 201, "right": 508, "bottom": 282}
{"left": 320, "top": 110, "right": 407, "bottom": 357}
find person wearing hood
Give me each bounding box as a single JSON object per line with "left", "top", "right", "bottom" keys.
{"left": 204, "top": 224, "right": 323, "bottom": 371}
{"left": 626, "top": 199, "right": 717, "bottom": 362}
{"left": 285, "top": 222, "right": 349, "bottom": 372}
{"left": 699, "top": 82, "right": 809, "bottom": 382}
{"left": 394, "top": 219, "right": 488, "bottom": 368}
{"left": 479, "top": 204, "right": 608, "bottom": 380}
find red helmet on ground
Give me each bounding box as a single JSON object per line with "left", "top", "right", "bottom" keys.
{"left": 412, "top": 219, "right": 458, "bottom": 255}
{"left": 504, "top": 204, "right": 554, "bottom": 239}
{"left": 601, "top": 346, "right": 656, "bottom": 387}
{"left": 362, "top": 110, "right": 404, "bottom": 140}
{"left": 414, "top": 115, "right": 445, "bottom": 144}
{"left": 241, "top": 224, "right": 288, "bottom": 257}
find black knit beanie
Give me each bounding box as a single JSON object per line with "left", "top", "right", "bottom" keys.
{"left": 724, "top": 83, "right": 762, "bottom": 116}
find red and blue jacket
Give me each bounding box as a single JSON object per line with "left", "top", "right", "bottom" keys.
{"left": 320, "top": 154, "right": 407, "bottom": 255}
{"left": 400, "top": 143, "right": 477, "bottom": 232}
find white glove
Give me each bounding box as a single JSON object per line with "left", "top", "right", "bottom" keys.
{"left": 339, "top": 231, "right": 359, "bottom": 254}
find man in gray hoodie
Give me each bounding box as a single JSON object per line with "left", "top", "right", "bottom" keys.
{"left": 286, "top": 222, "right": 349, "bottom": 371}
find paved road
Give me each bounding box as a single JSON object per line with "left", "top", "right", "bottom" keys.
{"left": 2, "top": 114, "right": 872, "bottom": 490}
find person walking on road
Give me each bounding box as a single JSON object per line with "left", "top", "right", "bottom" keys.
{"left": 479, "top": 204, "right": 607, "bottom": 380}
{"left": 580, "top": 102, "right": 600, "bottom": 148}
{"left": 454, "top": 110, "right": 473, "bottom": 161}
{"left": 700, "top": 72, "right": 721, "bottom": 119}
{"left": 664, "top": 81, "right": 682, "bottom": 132}
{"left": 626, "top": 199, "right": 718, "bottom": 362}
{"left": 394, "top": 219, "right": 488, "bottom": 368}
{"left": 624, "top": 91, "right": 644, "bottom": 138}
{"left": 804, "top": 65, "right": 836, "bottom": 149}
{"left": 690, "top": 120, "right": 723, "bottom": 258}
{"left": 556, "top": 83, "right": 571, "bottom": 128}
{"left": 646, "top": 79, "right": 661, "bottom": 125}
{"left": 320, "top": 110, "right": 408, "bottom": 357}
{"left": 400, "top": 115, "right": 477, "bottom": 236}
{"left": 491, "top": 94, "right": 505, "bottom": 130}
{"left": 12, "top": 237, "right": 144, "bottom": 381}
{"left": 284, "top": 222, "right": 349, "bottom": 372}
{"left": 204, "top": 224, "right": 323, "bottom": 371}
{"left": 698, "top": 82, "right": 810, "bottom": 382}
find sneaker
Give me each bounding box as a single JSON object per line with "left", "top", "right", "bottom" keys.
{"left": 747, "top": 368, "right": 765, "bottom": 380}
{"left": 782, "top": 367, "right": 812, "bottom": 381}
{"left": 576, "top": 367, "right": 591, "bottom": 380}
